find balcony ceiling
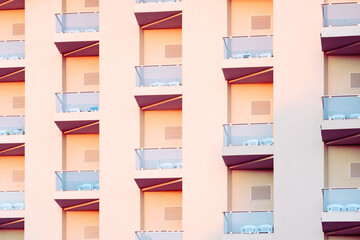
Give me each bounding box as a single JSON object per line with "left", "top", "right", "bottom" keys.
{"left": 321, "top": 128, "right": 360, "bottom": 145}
{"left": 323, "top": 221, "right": 360, "bottom": 236}
{"left": 322, "top": 35, "right": 360, "bottom": 55}
{"left": 135, "top": 94, "right": 182, "bottom": 110}
{"left": 222, "top": 67, "right": 273, "bottom": 84}
{"left": 54, "top": 41, "right": 99, "bottom": 57}
{"left": 223, "top": 154, "right": 273, "bottom": 170}
{"left": 0, "top": 218, "right": 24, "bottom": 229}
{"left": 135, "top": 11, "right": 182, "bottom": 29}
{"left": 0, "top": 67, "right": 25, "bottom": 82}
{"left": 55, "top": 199, "right": 99, "bottom": 211}
{"left": 0, "top": 0, "right": 24, "bottom": 10}
{"left": 135, "top": 177, "right": 182, "bottom": 191}
{"left": 55, "top": 120, "right": 99, "bottom": 134}
{"left": 0, "top": 143, "right": 24, "bottom": 156}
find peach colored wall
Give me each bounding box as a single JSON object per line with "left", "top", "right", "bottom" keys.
{"left": 0, "top": 10, "right": 25, "bottom": 40}
{"left": 65, "top": 0, "right": 99, "bottom": 12}
{"left": 0, "top": 156, "right": 24, "bottom": 191}
{"left": 143, "top": 29, "right": 182, "bottom": 65}
{"left": 230, "top": 83, "right": 273, "bottom": 123}
{"left": 0, "top": 230, "right": 24, "bottom": 240}
{"left": 231, "top": 170, "right": 273, "bottom": 211}
{"left": 144, "top": 110, "right": 182, "bottom": 148}
{"left": 231, "top": 0, "right": 273, "bottom": 36}
{"left": 327, "top": 146, "right": 360, "bottom": 188}
{"left": 66, "top": 211, "right": 99, "bottom": 240}
{"left": 327, "top": 56, "right": 360, "bottom": 95}
{"left": 0, "top": 82, "right": 25, "bottom": 116}
{"left": 65, "top": 56, "right": 99, "bottom": 92}
{"left": 143, "top": 191, "right": 182, "bottom": 230}
{"left": 65, "top": 133, "right": 99, "bottom": 170}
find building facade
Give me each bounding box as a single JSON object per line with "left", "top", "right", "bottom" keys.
{"left": 0, "top": 0, "right": 359, "bottom": 239}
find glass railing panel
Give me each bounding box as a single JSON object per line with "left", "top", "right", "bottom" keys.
{"left": 323, "top": 188, "right": 360, "bottom": 212}
{"left": 322, "top": 95, "right": 360, "bottom": 120}
{"left": 136, "top": 148, "right": 182, "bottom": 170}
{"left": 55, "top": 91, "right": 99, "bottom": 113}
{"left": 0, "top": 116, "right": 25, "bottom": 135}
{"left": 0, "top": 41, "right": 25, "bottom": 60}
{"left": 55, "top": 12, "right": 99, "bottom": 33}
{"left": 136, "top": 65, "right": 182, "bottom": 87}
{"left": 55, "top": 170, "right": 99, "bottom": 191}
{"left": 224, "top": 36, "right": 273, "bottom": 59}
{"left": 136, "top": 231, "right": 183, "bottom": 240}
{"left": 136, "top": 0, "right": 181, "bottom": 3}
{"left": 223, "top": 123, "right": 273, "bottom": 146}
{"left": 224, "top": 211, "right": 273, "bottom": 234}
{"left": 0, "top": 191, "right": 24, "bottom": 210}
{"left": 323, "top": 3, "right": 360, "bottom": 27}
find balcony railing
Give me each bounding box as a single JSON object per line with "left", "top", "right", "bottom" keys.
{"left": 224, "top": 211, "right": 274, "bottom": 234}
{"left": 224, "top": 35, "right": 273, "bottom": 59}
{"left": 323, "top": 3, "right": 360, "bottom": 27}
{"left": 0, "top": 116, "right": 25, "bottom": 135}
{"left": 56, "top": 91, "right": 99, "bottom": 113}
{"left": 0, "top": 40, "right": 25, "bottom": 60}
{"left": 0, "top": 191, "right": 24, "bottom": 211}
{"left": 136, "top": 147, "right": 182, "bottom": 170}
{"left": 55, "top": 170, "right": 99, "bottom": 191}
{"left": 223, "top": 123, "right": 273, "bottom": 146}
{"left": 322, "top": 95, "right": 360, "bottom": 120}
{"left": 323, "top": 188, "right": 360, "bottom": 212}
{"left": 136, "top": 231, "right": 183, "bottom": 240}
{"left": 136, "top": 0, "right": 181, "bottom": 3}
{"left": 55, "top": 12, "right": 99, "bottom": 33}
{"left": 136, "top": 65, "right": 182, "bottom": 87}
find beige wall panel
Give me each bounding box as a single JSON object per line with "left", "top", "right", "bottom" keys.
{"left": 144, "top": 191, "right": 182, "bottom": 230}
{"left": 327, "top": 56, "right": 360, "bottom": 95}
{"left": 232, "top": 170, "right": 273, "bottom": 211}
{"left": 0, "top": 10, "right": 25, "bottom": 40}
{"left": 0, "top": 82, "right": 25, "bottom": 115}
{"left": 65, "top": 56, "right": 99, "bottom": 92}
{"left": 231, "top": 0, "right": 273, "bottom": 36}
{"left": 327, "top": 146, "right": 360, "bottom": 187}
{"left": 144, "top": 110, "right": 182, "bottom": 148}
{"left": 143, "top": 29, "right": 182, "bottom": 65}
{"left": 0, "top": 230, "right": 24, "bottom": 240}
{"left": 65, "top": 134, "right": 99, "bottom": 170}
{"left": 65, "top": 0, "right": 99, "bottom": 12}
{"left": 66, "top": 211, "right": 99, "bottom": 240}
{"left": 231, "top": 83, "right": 273, "bottom": 123}
{"left": 0, "top": 156, "right": 24, "bottom": 191}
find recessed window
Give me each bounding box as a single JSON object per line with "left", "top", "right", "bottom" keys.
{"left": 251, "top": 186, "right": 271, "bottom": 200}
{"left": 84, "top": 72, "right": 99, "bottom": 86}
{"left": 13, "top": 23, "right": 25, "bottom": 36}
{"left": 251, "top": 101, "right": 271, "bottom": 115}
{"left": 85, "top": 0, "right": 99, "bottom": 8}
{"left": 350, "top": 73, "right": 360, "bottom": 88}
{"left": 84, "top": 226, "right": 99, "bottom": 239}
{"left": 12, "top": 170, "right": 25, "bottom": 183}
{"left": 165, "top": 44, "right": 182, "bottom": 58}
{"left": 84, "top": 149, "right": 99, "bottom": 163}
{"left": 164, "top": 207, "right": 182, "bottom": 220}
{"left": 165, "top": 126, "right": 182, "bottom": 140}
{"left": 350, "top": 162, "right": 360, "bottom": 178}
{"left": 13, "top": 96, "right": 25, "bottom": 109}
{"left": 251, "top": 15, "right": 271, "bottom": 30}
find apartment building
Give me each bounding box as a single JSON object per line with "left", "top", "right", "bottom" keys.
{"left": 0, "top": 0, "right": 358, "bottom": 239}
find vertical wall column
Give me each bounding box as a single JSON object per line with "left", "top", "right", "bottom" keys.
{"left": 25, "top": 0, "right": 64, "bottom": 239}
{"left": 99, "top": 0, "right": 140, "bottom": 239}
{"left": 182, "top": 1, "right": 228, "bottom": 240}
{"left": 273, "top": 0, "right": 324, "bottom": 239}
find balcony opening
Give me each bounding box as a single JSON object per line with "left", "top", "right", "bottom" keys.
{"left": 65, "top": 211, "right": 99, "bottom": 240}
{"left": 136, "top": 147, "right": 182, "bottom": 170}
{"left": 136, "top": 64, "right": 181, "bottom": 87}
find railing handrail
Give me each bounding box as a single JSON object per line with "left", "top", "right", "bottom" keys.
{"left": 135, "top": 64, "right": 182, "bottom": 68}
{"left": 223, "top": 35, "right": 273, "bottom": 40}
{"left": 223, "top": 210, "right": 274, "bottom": 214}
{"left": 322, "top": 2, "right": 359, "bottom": 6}
{"left": 55, "top": 91, "right": 99, "bottom": 95}
{"left": 55, "top": 11, "right": 99, "bottom": 15}
{"left": 0, "top": 40, "right": 25, "bottom": 43}
{"left": 135, "top": 230, "right": 184, "bottom": 233}
{"left": 0, "top": 190, "right": 24, "bottom": 193}
{"left": 223, "top": 122, "right": 273, "bottom": 126}
{"left": 55, "top": 170, "right": 99, "bottom": 173}
{"left": 135, "top": 147, "right": 182, "bottom": 151}
{"left": 322, "top": 94, "right": 360, "bottom": 98}
{"left": 0, "top": 115, "right": 25, "bottom": 118}
{"left": 322, "top": 187, "right": 360, "bottom": 191}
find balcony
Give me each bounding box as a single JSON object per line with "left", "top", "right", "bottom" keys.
{"left": 136, "top": 65, "right": 181, "bottom": 87}
{"left": 136, "top": 147, "right": 182, "bottom": 170}
{"left": 54, "top": 170, "right": 99, "bottom": 211}
{"left": 54, "top": 91, "right": 99, "bottom": 134}
{"left": 322, "top": 188, "right": 360, "bottom": 236}
{"left": 136, "top": 231, "right": 182, "bottom": 240}
{"left": 223, "top": 211, "right": 273, "bottom": 240}
{"left": 222, "top": 123, "right": 273, "bottom": 170}
{"left": 321, "top": 95, "right": 360, "bottom": 145}
{"left": 54, "top": 12, "right": 99, "bottom": 57}
{"left": 0, "top": 41, "right": 25, "bottom": 66}
{"left": 0, "top": 191, "right": 24, "bottom": 229}
{"left": 0, "top": 0, "right": 24, "bottom": 10}
{"left": 0, "top": 116, "right": 24, "bottom": 156}
{"left": 321, "top": 2, "right": 360, "bottom": 55}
